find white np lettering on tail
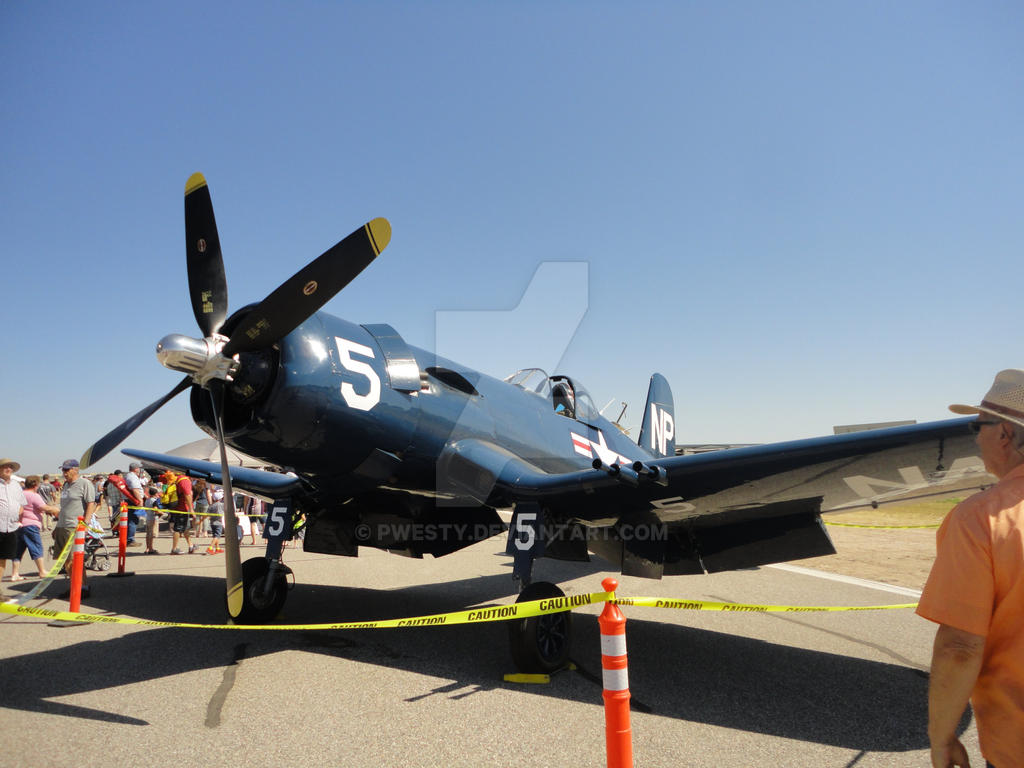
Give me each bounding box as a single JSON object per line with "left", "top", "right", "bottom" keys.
{"left": 649, "top": 404, "right": 674, "bottom": 455}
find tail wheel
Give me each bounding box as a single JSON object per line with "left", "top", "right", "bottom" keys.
{"left": 507, "top": 581, "right": 572, "bottom": 673}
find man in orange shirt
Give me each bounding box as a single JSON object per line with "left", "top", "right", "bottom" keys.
{"left": 917, "top": 369, "right": 1024, "bottom": 768}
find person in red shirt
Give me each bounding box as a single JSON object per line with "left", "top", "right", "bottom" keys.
{"left": 164, "top": 472, "right": 195, "bottom": 555}
{"left": 106, "top": 470, "right": 143, "bottom": 546}
{"left": 917, "top": 369, "right": 1024, "bottom": 768}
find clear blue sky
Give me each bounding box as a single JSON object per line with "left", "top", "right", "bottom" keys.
{"left": 2, "top": 2, "right": 1021, "bottom": 475}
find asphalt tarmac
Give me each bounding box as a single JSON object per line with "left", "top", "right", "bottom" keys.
{"left": 0, "top": 535, "right": 980, "bottom": 768}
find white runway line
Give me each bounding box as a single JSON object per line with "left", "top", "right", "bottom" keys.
{"left": 767, "top": 563, "right": 922, "bottom": 598}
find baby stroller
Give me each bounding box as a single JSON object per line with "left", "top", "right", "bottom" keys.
{"left": 84, "top": 514, "right": 112, "bottom": 572}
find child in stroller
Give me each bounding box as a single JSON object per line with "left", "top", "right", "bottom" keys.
{"left": 84, "top": 513, "right": 111, "bottom": 571}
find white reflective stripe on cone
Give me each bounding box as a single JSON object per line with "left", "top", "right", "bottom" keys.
{"left": 601, "top": 633, "right": 627, "bottom": 657}
{"left": 602, "top": 666, "right": 629, "bottom": 692}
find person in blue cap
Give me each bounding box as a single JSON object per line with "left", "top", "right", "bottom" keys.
{"left": 55, "top": 459, "right": 96, "bottom": 598}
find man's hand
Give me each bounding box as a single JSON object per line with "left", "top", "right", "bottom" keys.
{"left": 927, "top": 624, "right": 984, "bottom": 768}
{"left": 931, "top": 737, "right": 970, "bottom": 767}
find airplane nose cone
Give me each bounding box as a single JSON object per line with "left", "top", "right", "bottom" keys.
{"left": 156, "top": 333, "right": 210, "bottom": 375}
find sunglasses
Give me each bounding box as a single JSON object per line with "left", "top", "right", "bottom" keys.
{"left": 968, "top": 420, "right": 1001, "bottom": 434}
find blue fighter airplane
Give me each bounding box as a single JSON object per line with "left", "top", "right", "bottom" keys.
{"left": 81, "top": 173, "right": 986, "bottom": 671}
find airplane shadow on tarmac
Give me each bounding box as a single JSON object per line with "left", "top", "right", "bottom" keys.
{"left": 0, "top": 555, "right": 969, "bottom": 753}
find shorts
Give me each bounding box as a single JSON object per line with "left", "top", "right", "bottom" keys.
{"left": 0, "top": 529, "right": 18, "bottom": 560}
{"left": 16, "top": 526, "right": 43, "bottom": 560}
{"left": 170, "top": 513, "right": 190, "bottom": 533}
{"left": 52, "top": 527, "right": 74, "bottom": 560}
{"left": 209, "top": 520, "right": 224, "bottom": 537}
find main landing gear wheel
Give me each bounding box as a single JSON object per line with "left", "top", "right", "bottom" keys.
{"left": 230, "top": 557, "right": 289, "bottom": 624}
{"left": 508, "top": 581, "right": 572, "bottom": 673}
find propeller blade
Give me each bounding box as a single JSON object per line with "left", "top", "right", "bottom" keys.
{"left": 185, "top": 173, "right": 229, "bottom": 338}
{"left": 209, "top": 381, "right": 245, "bottom": 619}
{"left": 221, "top": 218, "right": 391, "bottom": 357}
{"left": 80, "top": 376, "right": 192, "bottom": 468}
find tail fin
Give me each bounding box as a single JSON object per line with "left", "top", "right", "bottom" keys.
{"left": 638, "top": 373, "right": 676, "bottom": 458}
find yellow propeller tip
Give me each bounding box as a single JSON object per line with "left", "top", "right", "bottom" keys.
{"left": 227, "top": 584, "right": 244, "bottom": 617}
{"left": 185, "top": 172, "right": 207, "bottom": 195}
{"left": 367, "top": 217, "right": 391, "bottom": 254}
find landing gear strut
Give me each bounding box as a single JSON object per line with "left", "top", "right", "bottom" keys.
{"left": 506, "top": 503, "right": 572, "bottom": 672}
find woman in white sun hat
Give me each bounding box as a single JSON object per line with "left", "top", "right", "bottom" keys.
{"left": 0, "top": 458, "right": 27, "bottom": 582}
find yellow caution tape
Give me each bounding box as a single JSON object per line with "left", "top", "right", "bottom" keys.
{"left": 121, "top": 505, "right": 223, "bottom": 518}
{"left": 824, "top": 521, "right": 939, "bottom": 529}
{"left": 1, "top": 584, "right": 920, "bottom": 629}
{"left": 0, "top": 591, "right": 612, "bottom": 629}
{"left": 612, "top": 597, "right": 917, "bottom": 612}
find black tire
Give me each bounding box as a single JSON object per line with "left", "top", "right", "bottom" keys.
{"left": 231, "top": 557, "right": 288, "bottom": 624}
{"left": 507, "top": 581, "right": 572, "bottom": 673}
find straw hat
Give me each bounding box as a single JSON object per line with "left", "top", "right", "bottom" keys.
{"left": 0, "top": 458, "right": 20, "bottom": 472}
{"left": 950, "top": 369, "right": 1024, "bottom": 429}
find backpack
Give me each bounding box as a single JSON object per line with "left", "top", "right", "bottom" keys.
{"left": 161, "top": 482, "right": 178, "bottom": 507}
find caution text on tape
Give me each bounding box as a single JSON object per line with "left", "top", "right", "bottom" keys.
{"left": 612, "top": 597, "right": 917, "bottom": 612}
{"left": 1, "top": 591, "right": 610, "bottom": 630}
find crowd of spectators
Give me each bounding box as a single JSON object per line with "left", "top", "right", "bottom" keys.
{"left": 0, "top": 457, "right": 266, "bottom": 593}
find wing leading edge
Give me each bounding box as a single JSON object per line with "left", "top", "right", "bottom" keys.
{"left": 438, "top": 416, "right": 982, "bottom": 578}
{"left": 121, "top": 449, "right": 303, "bottom": 500}
{"left": 441, "top": 417, "right": 982, "bottom": 511}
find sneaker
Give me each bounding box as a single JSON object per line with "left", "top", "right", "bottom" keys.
{"left": 205, "top": 546, "right": 216, "bottom": 554}
{"left": 215, "top": 547, "right": 224, "bottom": 554}
{"left": 170, "top": 548, "right": 182, "bottom": 555}
{"left": 188, "top": 545, "right": 196, "bottom": 554}
{"left": 127, "top": 542, "right": 141, "bottom": 547}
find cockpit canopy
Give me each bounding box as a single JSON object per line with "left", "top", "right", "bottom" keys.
{"left": 503, "top": 369, "right": 599, "bottom": 424}
{"left": 503, "top": 368, "right": 551, "bottom": 399}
